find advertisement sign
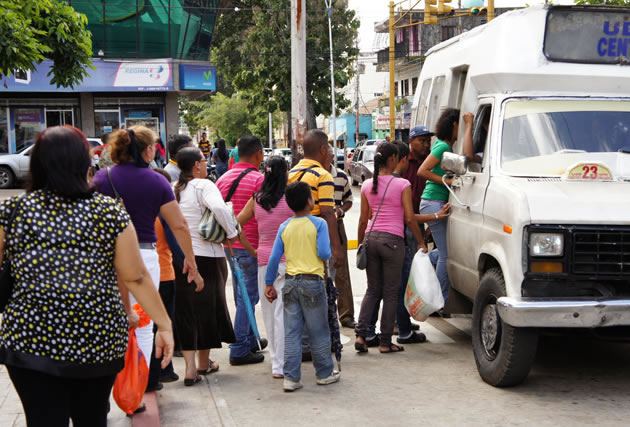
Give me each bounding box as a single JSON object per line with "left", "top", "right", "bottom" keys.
{"left": 0, "top": 59, "right": 173, "bottom": 92}
{"left": 179, "top": 64, "right": 217, "bottom": 91}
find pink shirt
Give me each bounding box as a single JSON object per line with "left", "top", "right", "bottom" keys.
{"left": 255, "top": 196, "right": 294, "bottom": 266}
{"left": 216, "top": 162, "right": 264, "bottom": 250}
{"left": 361, "top": 175, "right": 410, "bottom": 238}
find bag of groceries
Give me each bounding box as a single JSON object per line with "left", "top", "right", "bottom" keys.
{"left": 404, "top": 250, "right": 444, "bottom": 321}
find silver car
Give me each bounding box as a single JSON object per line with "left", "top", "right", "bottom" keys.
{"left": 349, "top": 145, "right": 376, "bottom": 186}
{"left": 0, "top": 145, "right": 33, "bottom": 189}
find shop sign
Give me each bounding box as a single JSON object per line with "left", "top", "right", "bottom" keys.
{"left": 179, "top": 64, "right": 217, "bottom": 91}
{"left": 15, "top": 110, "right": 41, "bottom": 123}
{"left": 128, "top": 111, "right": 152, "bottom": 119}
{"left": 0, "top": 59, "right": 173, "bottom": 92}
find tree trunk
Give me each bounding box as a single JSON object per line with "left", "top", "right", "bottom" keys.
{"left": 306, "top": 93, "right": 317, "bottom": 131}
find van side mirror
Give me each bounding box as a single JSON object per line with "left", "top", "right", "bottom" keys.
{"left": 441, "top": 152, "right": 468, "bottom": 176}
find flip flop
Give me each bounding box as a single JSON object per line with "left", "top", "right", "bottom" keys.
{"left": 198, "top": 359, "right": 219, "bottom": 375}
{"left": 379, "top": 344, "right": 405, "bottom": 354}
{"left": 184, "top": 375, "right": 202, "bottom": 386}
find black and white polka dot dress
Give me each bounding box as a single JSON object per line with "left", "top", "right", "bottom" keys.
{"left": 0, "top": 191, "right": 131, "bottom": 378}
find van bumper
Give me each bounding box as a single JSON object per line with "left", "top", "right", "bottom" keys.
{"left": 496, "top": 297, "right": 630, "bottom": 328}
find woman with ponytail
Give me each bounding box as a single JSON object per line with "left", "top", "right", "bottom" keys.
{"left": 93, "top": 126, "right": 199, "bottom": 395}
{"left": 236, "top": 156, "right": 293, "bottom": 378}
{"left": 354, "top": 142, "right": 425, "bottom": 354}
{"left": 173, "top": 147, "right": 237, "bottom": 386}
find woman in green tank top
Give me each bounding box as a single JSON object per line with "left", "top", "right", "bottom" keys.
{"left": 417, "top": 108, "right": 460, "bottom": 303}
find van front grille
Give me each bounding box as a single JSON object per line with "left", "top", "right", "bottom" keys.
{"left": 572, "top": 229, "right": 630, "bottom": 276}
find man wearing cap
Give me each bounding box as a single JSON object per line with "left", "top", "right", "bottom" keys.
{"left": 395, "top": 125, "right": 433, "bottom": 344}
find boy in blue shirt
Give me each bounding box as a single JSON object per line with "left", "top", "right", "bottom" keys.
{"left": 265, "top": 181, "right": 340, "bottom": 392}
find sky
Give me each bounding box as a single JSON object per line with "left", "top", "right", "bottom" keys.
{"left": 347, "top": 0, "right": 577, "bottom": 52}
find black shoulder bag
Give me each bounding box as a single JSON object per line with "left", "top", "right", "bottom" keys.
{"left": 0, "top": 197, "right": 22, "bottom": 312}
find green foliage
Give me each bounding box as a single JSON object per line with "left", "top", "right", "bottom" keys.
{"left": 0, "top": 0, "right": 93, "bottom": 88}
{"left": 212, "top": 0, "right": 360, "bottom": 126}
{"left": 575, "top": 0, "right": 630, "bottom": 5}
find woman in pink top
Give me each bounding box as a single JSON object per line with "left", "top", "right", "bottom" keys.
{"left": 355, "top": 142, "right": 425, "bottom": 354}
{"left": 237, "top": 156, "right": 293, "bottom": 378}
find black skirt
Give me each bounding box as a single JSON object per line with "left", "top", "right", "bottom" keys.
{"left": 174, "top": 256, "right": 236, "bottom": 350}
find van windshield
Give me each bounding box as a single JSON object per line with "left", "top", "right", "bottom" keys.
{"left": 501, "top": 100, "right": 630, "bottom": 176}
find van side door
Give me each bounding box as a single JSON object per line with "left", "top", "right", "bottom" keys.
{"left": 446, "top": 102, "right": 493, "bottom": 300}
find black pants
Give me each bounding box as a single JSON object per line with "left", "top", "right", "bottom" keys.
{"left": 7, "top": 365, "right": 116, "bottom": 427}
{"left": 148, "top": 280, "right": 176, "bottom": 387}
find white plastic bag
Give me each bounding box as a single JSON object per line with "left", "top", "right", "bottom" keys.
{"left": 404, "top": 250, "right": 444, "bottom": 322}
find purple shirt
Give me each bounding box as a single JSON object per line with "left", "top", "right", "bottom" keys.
{"left": 94, "top": 163, "right": 175, "bottom": 243}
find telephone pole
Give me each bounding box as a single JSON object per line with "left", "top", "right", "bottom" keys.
{"left": 291, "top": 0, "right": 307, "bottom": 161}
{"left": 355, "top": 52, "right": 360, "bottom": 148}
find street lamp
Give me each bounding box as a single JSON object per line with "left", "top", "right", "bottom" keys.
{"left": 324, "top": 0, "right": 337, "bottom": 152}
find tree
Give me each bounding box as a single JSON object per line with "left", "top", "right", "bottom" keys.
{"left": 0, "top": 0, "right": 93, "bottom": 88}
{"left": 211, "top": 0, "right": 360, "bottom": 129}
{"left": 193, "top": 93, "right": 254, "bottom": 146}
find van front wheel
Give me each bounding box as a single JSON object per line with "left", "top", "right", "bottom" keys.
{"left": 472, "top": 268, "right": 538, "bottom": 387}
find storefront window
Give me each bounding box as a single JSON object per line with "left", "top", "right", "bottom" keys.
{"left": 0, "top": 109, "right": 8, "bottom": 154}
{"left": 124, "top": 108, "right": 161, "bottom": 138}
{"left": 95, "top": 110, "right": 120, "bottom": 138}
{"left": 14, "top": 108, "right": 42, "bottom": 153}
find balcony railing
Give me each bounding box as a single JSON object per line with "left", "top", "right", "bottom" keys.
{"left": 376, "top": 40, "right": 410, "bottom": 66}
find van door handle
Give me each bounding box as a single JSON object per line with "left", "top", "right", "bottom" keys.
{"left": 463, "top": 175, "right": 475, "bottom": 184}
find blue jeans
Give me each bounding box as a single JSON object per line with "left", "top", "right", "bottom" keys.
{"left": 282, "top": 277, "right": 333, "bottom": 382}
{"left": 420, "top": 199, "right": 449, "bottom": 302}
{"left": 228, "top": 248, "right": 260, "bottom": 358}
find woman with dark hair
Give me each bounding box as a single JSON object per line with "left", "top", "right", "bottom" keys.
{"left": 237, "top": 156, "right": 293, "bottom": 378}
{"left": 93, "top": 126, "right": 198, "bottom": 393}
{"left": 417, "top": 107, "right": 461, "bottom": 303}
{"left": 211, "top": 138, "right": 230, "bottom": 178}
{"left": 0, "top": 126, "right": 173, "bottom": 426}
{"left": 354, "top": 142, "right": 424, "bottom": 353}
{"left": 173, "top": 147, "right": 237, "bottom": 386}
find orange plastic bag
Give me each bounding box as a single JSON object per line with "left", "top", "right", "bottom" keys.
{"left": 113, "top": 328, "right": 149, "bottom": 414}
{"left": 132, "top": 303, "right": 152, "bottom": 328}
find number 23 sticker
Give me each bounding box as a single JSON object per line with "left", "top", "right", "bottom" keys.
{"left": 565, "top": 163, "right": 613, "bottom": 181}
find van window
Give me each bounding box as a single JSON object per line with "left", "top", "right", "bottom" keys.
{"left": 448, "top": 66, "right": 469, "bottom": 111}
{"left": 416, "top": 79, "right": 432, "bottom": 126}
{"left": 426, "top": 75, "right": 446, "bottom": 131}
{"left": 501, "top": 99, "right": 630, "bottom": 176}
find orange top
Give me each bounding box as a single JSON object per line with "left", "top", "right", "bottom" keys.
{"left": 155, "top": 217, "right": 175, "bottom": 282}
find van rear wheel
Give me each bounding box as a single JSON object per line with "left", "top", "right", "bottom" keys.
{"left": 472, "top": 268, "right": 538, "bottom": 387}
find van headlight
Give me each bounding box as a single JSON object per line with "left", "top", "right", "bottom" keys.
{"left": 530, "top": 233, "right": 564, "bottom": 257}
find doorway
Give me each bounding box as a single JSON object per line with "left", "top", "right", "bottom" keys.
{"left": 45, "top": 109, "right": 74, "bottom": 128}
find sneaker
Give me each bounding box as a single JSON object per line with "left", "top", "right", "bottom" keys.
{"left": 229, "top": 352, "right": 264, "bottom": 366}
{"left": 397, "top": 331, "right": 427, "bottom": 344}
{"left": 251, "top": 338, "right": 268, "bottom": 353}
{"left": 283, "top": 378, "right": 303, "bottom": 392}
{"left": 316, "top": 371, "right": 341, "bottom": 385}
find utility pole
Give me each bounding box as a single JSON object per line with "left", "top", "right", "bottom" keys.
{"left": 355, "top": 52, "right": 360, "bottom": 149}
{"left": 388, "top": 1, "right": 396, "bottom": 139}
{"left": 325, "top": 0, "right": 337, "bottom": 153}
{"left": 488, "top": 0, "right": 495, "bottom": 21}
{"left": 268, "top": 112, "right": 273, "bottom": 150}
{"left": 291, "top": 0, "right": 307, "bottom": 162}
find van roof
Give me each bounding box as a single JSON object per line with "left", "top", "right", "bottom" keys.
{"left": 421, "top": 5, "right": 630, "bottom": 97}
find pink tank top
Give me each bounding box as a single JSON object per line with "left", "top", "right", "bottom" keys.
{"left": 255, "top": 196, "right": 294, "bottom": 266}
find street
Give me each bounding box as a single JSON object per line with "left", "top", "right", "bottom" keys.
{"left": 3, "top": 187, "right": 630, "bottom": 426}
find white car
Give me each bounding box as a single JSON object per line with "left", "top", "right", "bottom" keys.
{"left": 0, "top": 145, "right": 33, "bottom": 189}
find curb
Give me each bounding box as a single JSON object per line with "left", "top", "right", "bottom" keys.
{"left": 132, "top": 392, "right": 160, "bottom": 427}
{"left": 348, "top": 239, "right": 358, "bottom": 250}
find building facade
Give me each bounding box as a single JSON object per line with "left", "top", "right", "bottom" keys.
{"left": 0, "top": 0, "right": 222, "bottom": 154}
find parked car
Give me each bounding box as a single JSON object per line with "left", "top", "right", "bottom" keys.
{"left": 334, "top": 148, "right": 345, "bottom": 170}
{"left": 263, "top": 148, "right": 273, "bottom": 159}
{"left": 348, "top": 145, "right": 376, "bottom": 186}
{"left": 273, "top": 148, "right": 292, "bottom": 166}
{"left": 356, "top": 139, "right": 385, "bottom": 149}
{"left": 0, "top": 145, "right": 33, "bottom": 189}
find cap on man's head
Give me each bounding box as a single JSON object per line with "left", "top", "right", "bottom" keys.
{"left": 409, "top": 125, "right": 434, "bottom": 139}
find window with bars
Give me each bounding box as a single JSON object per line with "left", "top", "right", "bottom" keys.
{"left": 441, "top": 25, "right": 456, "bottom": 42}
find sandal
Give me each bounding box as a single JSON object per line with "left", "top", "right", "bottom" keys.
{"left": 184, "top": 375, "right": 202, "bottom": 386}
{"left": 354, "top": 338, "right": 368, "bottom": 353}
{"left": 379, "top": 344, "right": 405, "bottom": 354}
{"left": 198, "top": 359, "right": 219, "bottom": 375}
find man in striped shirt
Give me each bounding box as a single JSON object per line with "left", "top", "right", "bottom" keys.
{"left": 326, "top": 146, "right": 356, "bottom": 329}
{"left": 217, "top": 136, "right": 267, "bottom": 366}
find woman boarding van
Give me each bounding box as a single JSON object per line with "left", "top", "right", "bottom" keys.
{"left": 411, "top": 5, "right": 630, "bottom": 387}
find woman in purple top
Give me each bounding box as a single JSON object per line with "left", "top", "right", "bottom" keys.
{"left": 237, "top": 156, "right": 294, "bottom": 378}
{"left": 93, "top": 126, "right": 198, "bottom": 393}
{"left": 354, "top": 142, "right": 425, "bottom": 354}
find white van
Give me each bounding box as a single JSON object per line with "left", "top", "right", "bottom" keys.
{"left": 411, "top": 5, "right": 630, "bottom": 387}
